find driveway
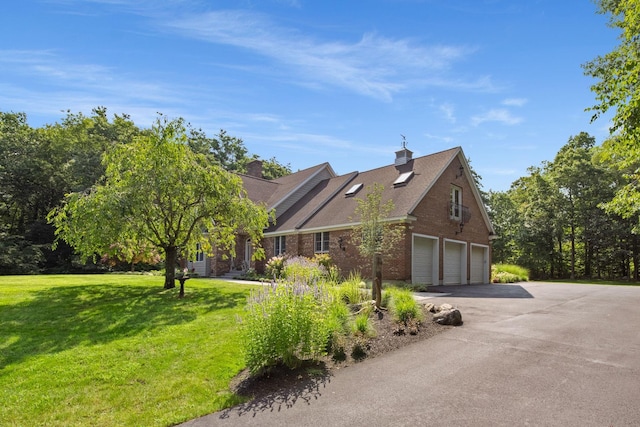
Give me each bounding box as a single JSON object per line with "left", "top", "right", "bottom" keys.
{"left": 180, "top": 282, "right": 640, "bottom": 426}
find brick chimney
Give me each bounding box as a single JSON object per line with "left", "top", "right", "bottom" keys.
{"left": 246, "top": 159, "right": 263, "bottom": 178}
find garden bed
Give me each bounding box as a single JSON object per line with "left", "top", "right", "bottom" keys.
{"left": 230, "top": 306, "right": 451, "bottom": 403}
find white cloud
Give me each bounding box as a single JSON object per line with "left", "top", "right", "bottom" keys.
{"left": 424, "top": 132, "right": 454, "bottom": 143}
{"left": 0, "top": 49, "right": 186, "bottom": 126}
{"left": 471, "top": 108, "right": 523, "bottom": 126}
{"left": 164, "top": 10, "right": 486, "bottom": 101}
{"left": 439, "top": 103, "right": 456, "bottom": 123}
{"left": 502, "top": 98, "right": 528, "bottom": 107}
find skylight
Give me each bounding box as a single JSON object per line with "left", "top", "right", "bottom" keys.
{"left": 393, "top": 171, "right": 414, "bottom": 187}
{"left": 345, "top": 183, "right": 363, "bottom": 197}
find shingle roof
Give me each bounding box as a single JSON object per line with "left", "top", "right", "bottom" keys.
{"left": 254, "top": 147, "right": 465, "bottom": 234}
{"left": 295, "top": 147, "right": 460, "bottom": 231}
{"left": 239, "top": 162, "right": 334, "bottom": 210}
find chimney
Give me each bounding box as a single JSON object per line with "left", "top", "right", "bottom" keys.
{"left": 246, "top": 159, "right": 263, "bottom": 178}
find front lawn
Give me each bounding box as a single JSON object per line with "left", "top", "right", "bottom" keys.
{"left": 0, "top": 275, "right": 254, "bottom": 426}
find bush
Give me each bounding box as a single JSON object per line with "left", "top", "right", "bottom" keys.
{"left": 242, "top": 280, "right": 341, "bottom": 374}
{"left": 265, "top": 255, "right": 286, "bottom": 279}
{"left": 282, "top": 256, "right": 327, "bottom": 283}
{"left": 388, "top": 287, "right": 424, "bottom": 323}
{"left": 313, "top": 253, "right": 333, "bottom": 270}
{"left": 491, "top": 264, "right": 529, "bottom": 283}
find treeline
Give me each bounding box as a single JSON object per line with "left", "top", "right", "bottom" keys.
{"left": 487, "top": 132, "right": 638, "bottom": 281}
{"left": 0, "top": 108, "right": 291, "bottom": 275}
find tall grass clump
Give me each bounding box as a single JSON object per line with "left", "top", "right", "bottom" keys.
{"left": 387, "top": 287, "right": 424, "bottom": 323}
{"left": 336, "top": 272, "right": 370, "bottom": 304}
{"left": 492, "top": 264, "right": 529, "bottom": 283}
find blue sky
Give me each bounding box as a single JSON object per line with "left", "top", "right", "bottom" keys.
{"left": 1, "top": 0, "right": 618, "bottom": 191}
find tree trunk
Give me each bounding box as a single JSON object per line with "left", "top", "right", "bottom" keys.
{"left": 164, "top": 245, "right": 177, "bottom": 289}
{"left": 372, "top": 253, "right": 382, "bottom": 308}
{"left": 570, "top": 222, "right": 576, "bottom": 280}
{"left": 633, "top": 233, "right": 639, "bottom": 282}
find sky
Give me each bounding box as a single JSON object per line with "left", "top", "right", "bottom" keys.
{"left": 0, "top": 0, "right": 620, "bottom": 191}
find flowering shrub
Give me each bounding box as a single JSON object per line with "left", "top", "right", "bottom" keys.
{"left": 265, "top": 255, "right": 286, "bottom": 279}
{"left": 313, "top": 253, "right": 333, "bottom": 269}
{"left": 242, "top": 280, "right": 345, "bottom": 373}
{"left": 282, "top": 256, "right": 327, "bottom": 283}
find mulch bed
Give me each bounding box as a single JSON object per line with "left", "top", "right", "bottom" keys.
{"left": 227, "top": 306, "right": 452, "bottom": 408}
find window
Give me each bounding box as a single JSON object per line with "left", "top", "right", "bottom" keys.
{"left": 315, "top": 232, "right": 330, "bottom": 253}
{"left": 195, "top": 243, "right": 205, "bottom": 262}
{"left": 274, "top": 236, "right": 286, "bottom": 256}
{"left": 450, "top": 186, "right": 462, "bottom": 220}
{"left": 345, "top": 183, "right": 363, "bottom": 197}
{"left": 393, "top": 171, "right": 414, "bottom": 187}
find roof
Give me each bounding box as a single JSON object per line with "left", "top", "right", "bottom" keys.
{"left": 243, "top": 146, "right": 494, "bottom": 235}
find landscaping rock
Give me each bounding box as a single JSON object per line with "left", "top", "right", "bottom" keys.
{"left": 433, "top": 308, "right": 463, "bottom": 326}
{"left": 437, "top": 303, "right": 454, "bottom": 312}
{"left": 425, "top": 302, "right": 437, "bottom": 313}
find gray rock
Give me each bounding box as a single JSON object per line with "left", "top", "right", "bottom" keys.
{"left": 437, "top": 303, "right": 454, "bottom": 312}
{"left": 433, "top": 308, "right": 463, "bottom": 326}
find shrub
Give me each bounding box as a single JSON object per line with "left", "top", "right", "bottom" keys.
{"left": 282, "top": 256, "right": 327, "bottom": 283}
{"left": 491, "top": 264, "right": 529, "bottom": 283}
{"left": 265, "top": 255, "right": 286, "bottom": 279}
{"left": 242, "top": 280, "right": 340, "bottom": 374}
{"left": 313, "top": 253, "right": 333, "bottom": 270}
{"left": 388, "top": 287, "right": 424, "bottom": 323}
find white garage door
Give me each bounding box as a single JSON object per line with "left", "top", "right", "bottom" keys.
{"left": 444, "top": 241, "right": 464, "bottom": 285}
{"left": 470, "top": 246, "right": 486, "bottom": 284}
{"left": 413, "top": 236, "right": 436, "bottom": 285}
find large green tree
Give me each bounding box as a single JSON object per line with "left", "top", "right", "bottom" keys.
{"left": 583, "top": 0, "right": 640, "bottom": 229}
{"left": 49, "top": 116, "right": 272, "bottom": 290}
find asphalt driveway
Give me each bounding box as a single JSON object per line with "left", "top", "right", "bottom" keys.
{"left": 180, "top": 282, "right": 640, "bottom": 426}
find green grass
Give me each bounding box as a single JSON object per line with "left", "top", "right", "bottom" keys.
{"left": 0, "top": 274, "right": 255, "bottom": 427}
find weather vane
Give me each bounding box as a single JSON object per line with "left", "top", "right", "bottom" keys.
{"left": 400, "top": 134, "right": 407, "bottom": 149}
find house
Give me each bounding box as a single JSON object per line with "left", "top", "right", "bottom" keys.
{"left": 189, "top": 146, "right": 496, "bottom": 285}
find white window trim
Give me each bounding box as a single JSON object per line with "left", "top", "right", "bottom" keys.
{"left": 450, "top": 185, "right": 462, "bottom": 220}
{"left": 315, "top": 231, "right": 330, "bottom": 253}
{"left": 274, "top": 235, "right": 286, "bottom": 256}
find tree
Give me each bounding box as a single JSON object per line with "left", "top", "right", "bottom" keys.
{"left": 49, "top": 116, "right": 272, "bottom": 292}
{"left": 583, "top": 0, "right": 640, "bottom": 228}
{"left": 486, "top": 190, "right": 520, "bottom": 265}
{"left": 351, "top": 184, "right": 403, "bottom": 308}
{"left": 547, "top": 133, "right": 601, "bottom": 279}
{"left": 260, "top": 156, "right": 292, "bottom": 180}
{"left": 510, "top": 167, "right": 563, "bottom": 278}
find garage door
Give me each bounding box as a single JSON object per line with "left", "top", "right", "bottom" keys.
{"left": 413, "top": 236, "right": 436, "bottom": 284}
{"left": 470, "top": 246, "right": 486, "bottom": 284}
{"left": 444, "top": 241, "right": 465, "bottom": 285}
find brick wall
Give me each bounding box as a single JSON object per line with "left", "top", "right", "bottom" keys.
{"left": 410, "top": 156, "right": 491, "bottom": 283}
